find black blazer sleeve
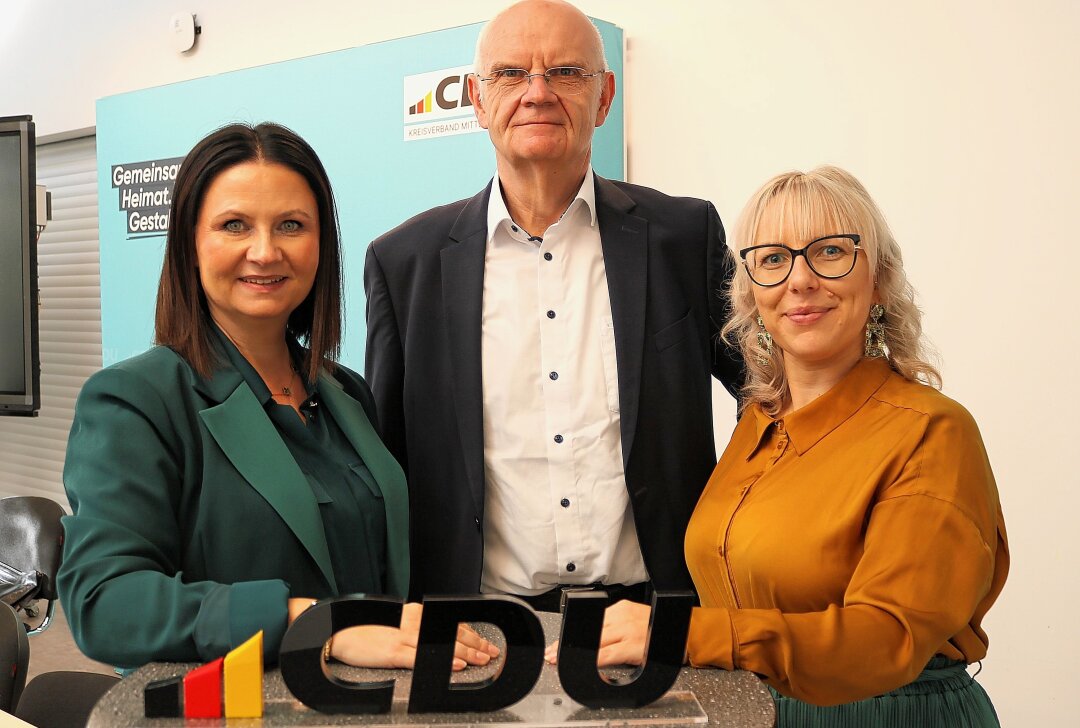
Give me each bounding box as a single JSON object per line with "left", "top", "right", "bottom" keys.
{"left": 363, "top": 243, "right": 409, "bottom": 473}
{"left": 705, "top": 201, "right": 745, "bottom": 399}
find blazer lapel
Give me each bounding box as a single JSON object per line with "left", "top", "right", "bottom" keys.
{"left": 595, "top": 175, "right": 648, "bottom": 468}
{"left": 198, "top": 377, "right": 338, "bottom": 593}
{"left": 318, "top": 375, "right": 410, "bottom": 598}
{"left": 441, "top": 183, "right": 492, "bottom": 520}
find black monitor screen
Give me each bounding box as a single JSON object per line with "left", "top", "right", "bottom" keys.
{"left": 0, "top": 132, "right": 26, "bottom": 393}
{"left": 0, "top": 116, "right": 38, "bottom": 416}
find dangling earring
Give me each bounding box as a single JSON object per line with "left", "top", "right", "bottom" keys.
{"left": 756, "top": 315, "right": 773, "bottom": 365}
{"left": 865, "top": 304, "right": 887, "bottom": 358}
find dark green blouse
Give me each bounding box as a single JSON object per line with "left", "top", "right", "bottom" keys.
{"left": 216, "top": 332, "right": 387, "bottom": 595}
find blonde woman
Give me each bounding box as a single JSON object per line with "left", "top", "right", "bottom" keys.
{"left": 557, "top": 166, "right": 1008, "bottom": 727}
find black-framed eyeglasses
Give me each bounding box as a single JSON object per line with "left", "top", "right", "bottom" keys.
{"left": 739, "top": 234, "right": 862, "bottom": 287}
{"left": 477, "top": 66, "right": 605, "bottom": 96}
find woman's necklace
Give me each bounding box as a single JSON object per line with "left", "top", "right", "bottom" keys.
{"left": 211, "top": 319, "right": 299, "bottom": 399}
{"left": 273, "top": 368, "right": 299, "bottom": 398}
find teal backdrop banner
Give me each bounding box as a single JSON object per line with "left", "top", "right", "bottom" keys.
{"left": 96, "top": 19, "right": 624, "bottom": 368}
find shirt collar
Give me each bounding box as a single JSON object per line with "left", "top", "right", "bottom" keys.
{"left": 485, "top": 167, "right": 597, "bottom": 244}
{"left": 747, "top": 357, "right": 895, "bottom": 458}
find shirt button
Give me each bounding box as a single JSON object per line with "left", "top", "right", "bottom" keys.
{"left": 776, "top": 442, "right": 784, "bottom": 450}
{"left": 566, "top": 562, "right": 576, "bottom": 572}
{"left": 560, "top": 498, "right": 570, "bottom": 508}
{"left": 546, "top": 310, "right": 556, "bottom": 319}
{"left": 554, "top": 434, "right": 564, "bottom": 443}
{"left": 544, "top": 252, "right": 553, "bottom": 261}
{"left": 549, "top": 371, "right": 559, "bottom": 380}
{"left": 775, "top": 420, "right": 785, "bottom": 432}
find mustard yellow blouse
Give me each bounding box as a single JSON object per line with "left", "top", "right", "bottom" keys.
{"left": 684, "top": 357, "right": 1008, "bottom": 706}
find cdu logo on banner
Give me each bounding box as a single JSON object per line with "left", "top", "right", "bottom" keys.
{"left": 402, "top": 65, "right": 483, "bottom": 141}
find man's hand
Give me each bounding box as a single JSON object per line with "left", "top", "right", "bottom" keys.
{"left": 544, "top": 599, "right": 652, "bottom": 666}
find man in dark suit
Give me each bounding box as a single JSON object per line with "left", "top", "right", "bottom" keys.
{"left": 365, "top": 0, "right": 741, "bottom": 608}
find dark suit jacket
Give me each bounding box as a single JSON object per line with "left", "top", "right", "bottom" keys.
{"left": 57, "top": 345, "right": 408, "bottom": 667}
{"left": 364, "top": 175, "right": 741, "bottom": 598}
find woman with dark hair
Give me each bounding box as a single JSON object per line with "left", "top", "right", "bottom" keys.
{"left": 556, "top": 166, "right": 1008, "bottom": 727}
{"left": 58, "top": 123, "right": 497, "bottom": 670}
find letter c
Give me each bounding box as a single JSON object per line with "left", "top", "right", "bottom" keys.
{"left": 279, "top": 595, "right": 402, "bottom": 714}
{"left": 435, "top": 76, "right": 460, "bottom": 110}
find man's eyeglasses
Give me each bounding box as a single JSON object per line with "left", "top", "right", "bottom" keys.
{"left": 739, "top": 234, "right": 862, "bottom": 287}
{"left": 477, "top": 67, "right": 605, "bottom": 96}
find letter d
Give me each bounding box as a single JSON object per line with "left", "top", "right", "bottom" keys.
{"left": 408, "top": 595, "right": 544, "bottom": 713}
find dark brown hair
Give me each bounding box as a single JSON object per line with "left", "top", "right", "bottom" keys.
{"left": 154, "top": 122, "right": 342, "bottom": 382}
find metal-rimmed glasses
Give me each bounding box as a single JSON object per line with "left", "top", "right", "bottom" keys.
{"left": 476, "top": 67, "right": 605, "bottom": 96}
{"left": 739, "top": 234, "right": 862, "bottom": 287}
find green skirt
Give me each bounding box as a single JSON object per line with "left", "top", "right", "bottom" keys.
{"left": 768, "top": 657, "right": 1000, "bottom": 728}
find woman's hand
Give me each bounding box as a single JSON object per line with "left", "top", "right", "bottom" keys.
{"left": 288, "top": 597, "right": 317, "bottom": 624}
{"left": 544, "top": 599, "right": 652, "bottom": 667}
{"left": 296, "top": 601, "right": 500, "bottom": 670}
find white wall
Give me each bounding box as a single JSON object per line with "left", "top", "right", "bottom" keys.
{"left": 4, "top": 0, "right": 1077, "bottom": 723}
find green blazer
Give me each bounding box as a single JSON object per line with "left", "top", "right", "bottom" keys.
{"left": 57, "top": 345, "right": 408, "bottom": 668}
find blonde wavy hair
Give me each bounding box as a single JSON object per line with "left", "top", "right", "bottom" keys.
{"left": 722, "top": 166, "right": 941, "bottom": 416}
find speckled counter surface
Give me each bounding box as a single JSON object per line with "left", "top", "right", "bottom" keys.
{"left": 90, "top": 612, "right": 775, "bottom": 727}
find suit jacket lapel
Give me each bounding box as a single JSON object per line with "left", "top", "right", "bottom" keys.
{"left": 196, "top": 370, "right": 338, "bottom": 593}
{"left": 595, "top": 175, "right": 648, "bottom": 468}
{"left": 441, "top": 183, "right": 492, "bottom": 520}
{"left": 319, "top": 375, "right": 410, "bottom": 598}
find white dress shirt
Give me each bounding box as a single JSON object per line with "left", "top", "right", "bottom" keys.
{"left": 479, "top": 169, "right": 650, "bottom": 596}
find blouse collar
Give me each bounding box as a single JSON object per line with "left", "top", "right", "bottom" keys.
{"left": 747, "top": 357, "right": 895, "bottom": 458}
